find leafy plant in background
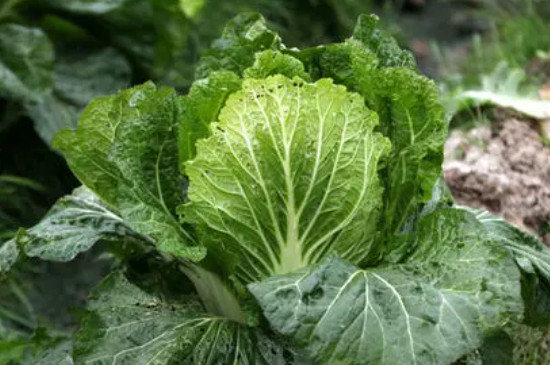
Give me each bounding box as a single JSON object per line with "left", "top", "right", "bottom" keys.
{"left": 2, "top": 11, "right": 550, "bottom": 365}
{"left": 442, "top": 61, "right": 550, "bottom": 121}
{"left": 477, "top": 0, "right": 550, "bottom": 71}
{"left": 434, "top": 0, "right": 550, "bottom": 109}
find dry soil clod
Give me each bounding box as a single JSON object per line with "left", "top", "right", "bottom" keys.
{"left": 444, "top": 113, "right": 550, "bottom": 244}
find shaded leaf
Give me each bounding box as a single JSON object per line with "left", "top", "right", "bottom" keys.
{"left": 26, "top": 47, "right": 131, "bottom": 145}
{"left": 479, "top": 331, "right": 513, "bottom": 365}
{"left": 53, "top": 47, "right": 131, "bottom": 107}
{"left": 75, "top": 272, "right": 293, "bottom": 365}
{"left": 98, "top": 0, "right": 190, "bottom": 86}
{"left": 0, "top": 24, "right": 54, "bottom": 102}
{"left": 26, "top": 94, "right": 80, "bottom": 146}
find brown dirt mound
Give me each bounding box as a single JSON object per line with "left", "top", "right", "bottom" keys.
{"left": 444, "top": 113, "right": 550, "bottom": 244}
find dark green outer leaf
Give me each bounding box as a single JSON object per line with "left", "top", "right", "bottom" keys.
{"left": 467, "top": 208, "right": 550, "bottom": 282}
{"left": 18, "top": 186, "right": 148, "bottom": 262}
{"left": 108, "top": 84, "right": 201, "bottom": 259}
{"left": 520, "top": 268, "right": 550, "bottom": 326}
{"left": 0, "top": 186, "right": 149, "bottom": 275}
{"left": 54, "top": 83, "right": 204, "bottom": 261}
{"left": 464, "top": 207, "right": 550, "bottom": 326}
{"left": 75, "top": 272, "right": 296, "bottom": 365}
{"left": 0, "top": 24, "right": 54, "bottom": 102}
{"left": 53, "top": 93, "right": 126, "bottom": 207}
{"left": 41, "top": 0, "right": 191, "bottom": 87}
{"left": 249, "top": 208, "right": 522, "bottom": 365}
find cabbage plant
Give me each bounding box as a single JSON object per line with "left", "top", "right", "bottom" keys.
{"left": 1, "top": 13, "right": 550, "bottom": 365}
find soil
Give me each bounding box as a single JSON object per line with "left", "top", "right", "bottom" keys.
{"left": 444, "top": 110, "right": 550, "bottom": 244}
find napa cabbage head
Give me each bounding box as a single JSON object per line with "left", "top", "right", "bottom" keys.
{"left": 177, "top": 13, "right": 446, "bottom": 286}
